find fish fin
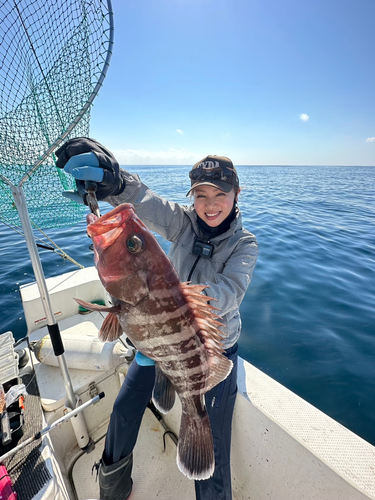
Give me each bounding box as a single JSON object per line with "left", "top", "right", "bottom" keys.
{"left": 180, "top": 282, "right": 210, "bottom": 294}
{"left": 180, "top": 283, "right": 215, "bottom": 303}
{"left": 74, "top": 298, "right": 123, "bottom": 342}
{"left": 181, "top": 284, "right": 224, "bottom": 332}
{"left": 98, "top": 313, "right": 124, "bottom": 342}
{"left": 206, "top": 355, "right": 233, "bottom": 393}
{"left": 152, "top": 364, "right": 176, "bottom": 414}
{"left": 177, "top": 411, "right": 215, "bottom": 480}
{"left": 180, "top": 283, "right": 232, "bottom": 391}
{"left": 74, "top": 298, "right": 121, "bottom": 313}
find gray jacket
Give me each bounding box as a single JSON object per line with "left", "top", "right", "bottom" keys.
{"left": 107, "top": 170, "right": 258, "bottom": 348}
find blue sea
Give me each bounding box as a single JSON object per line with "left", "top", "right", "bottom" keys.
{"left": 1, "top": 165, "right": 374, "bottom": 447}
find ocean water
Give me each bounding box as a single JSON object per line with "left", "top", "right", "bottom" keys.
{"left": 0, "top": 165, "right": 374, "bottom": 447}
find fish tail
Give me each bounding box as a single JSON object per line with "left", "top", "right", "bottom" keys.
{"left": 177, "top": 412, "right": 215, "bottom": 481}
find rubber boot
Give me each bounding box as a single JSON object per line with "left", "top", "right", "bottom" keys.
{"left": 98, "top": 453, "right": 133, "bottom": 500}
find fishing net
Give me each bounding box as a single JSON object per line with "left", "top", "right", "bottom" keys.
{"left": 0, "top": 0, "right": 114, "bottom": 229}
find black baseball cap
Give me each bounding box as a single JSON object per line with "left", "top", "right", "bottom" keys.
{"left": 186, "top": 155, "right": 239, "bottom": 196}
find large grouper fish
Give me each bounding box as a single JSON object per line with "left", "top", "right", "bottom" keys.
{"left": 76, "top": 203, "right": 233, "bottom": 480}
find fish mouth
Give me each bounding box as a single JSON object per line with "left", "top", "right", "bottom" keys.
{"left": 87, "top": 213, "right": 99, "bottom": 225}
{"left": 87, "top": 204, "right": 135, "bottom": 250}
{"left": 88, "top": 212, "right": 129, "bottom": 236}
{"left": 93, "top": 226, "right": 124, "bottom": 250}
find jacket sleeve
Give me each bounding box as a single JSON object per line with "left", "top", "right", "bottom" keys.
{"left": 106, "top": 169, "right": 188, "bottom": 242}
{"left": 204, "top": 235, "right": 258, "bottom": 318}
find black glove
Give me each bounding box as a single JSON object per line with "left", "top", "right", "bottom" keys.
{"left": 55, "top": 137, "right": 125, "bottom": 202}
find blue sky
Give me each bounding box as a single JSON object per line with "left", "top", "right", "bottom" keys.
{"left": 90, "top": 0, "right": 375, "bottom": 166}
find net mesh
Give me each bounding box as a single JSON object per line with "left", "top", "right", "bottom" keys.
{"left": 0, "top": 0, "right": 113, "bottom": 228}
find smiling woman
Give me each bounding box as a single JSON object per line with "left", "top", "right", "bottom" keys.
{"left": 57, "top": 138, "right": 258, "bottom": 500}
{"left": 187, "top": 155, "right": 241, "bottom": 229}
{"left": 193, "top": 186, "right": 238, "bottom": 227}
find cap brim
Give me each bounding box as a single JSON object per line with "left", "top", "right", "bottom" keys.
{"left": 186, "top": 180, "right": 233, "bottom": 197}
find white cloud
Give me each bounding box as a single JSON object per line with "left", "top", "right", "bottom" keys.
{"left": 365, "top": 137, "right": 375, "bottom": 143}
{"left": 112, "top": 148, "right": 200, "bottom": 165}
{"left": 300, "top": 113, "right": 309, "bottom": 121}
{"left": 176, "top": 129, "right": 183, "bottom": 134}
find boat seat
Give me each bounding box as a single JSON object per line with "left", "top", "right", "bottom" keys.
{"left": 28, "top": 312, "right": 126, "bottom": 413}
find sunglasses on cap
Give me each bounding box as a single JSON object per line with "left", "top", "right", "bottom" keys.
{"left": 189, "top": 165, "right": 239, "bottom": 186}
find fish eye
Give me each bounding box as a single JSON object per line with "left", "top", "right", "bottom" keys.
{"left": 126, "top": 235, "right": 143, "bottom": 253}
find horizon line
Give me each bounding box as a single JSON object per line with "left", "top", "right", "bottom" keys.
{"left": 119, "top": 163, "right": 375, "bottom": 168}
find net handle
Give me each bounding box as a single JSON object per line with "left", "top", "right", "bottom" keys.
{"left": 0, "top": 0, "right": 114, "bottom": 190}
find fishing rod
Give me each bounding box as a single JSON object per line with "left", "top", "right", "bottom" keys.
{"left": 0, "top": 392, "right": 105, "bottom": 464}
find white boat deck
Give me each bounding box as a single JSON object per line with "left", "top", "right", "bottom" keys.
{"left": 72, "top": 409, "right": 195, "bottom": 500}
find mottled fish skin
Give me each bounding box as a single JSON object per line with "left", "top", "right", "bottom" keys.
{"left": 80, "top": 203, "right": 233, "bottom": 480}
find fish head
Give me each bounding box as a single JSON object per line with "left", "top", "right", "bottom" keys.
{"left": 86, "top": 203, "right": 177, "bottom": 306}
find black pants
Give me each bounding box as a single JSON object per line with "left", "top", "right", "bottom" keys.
{"left": 104, "top": 343, "right": 238, "bottom": 500}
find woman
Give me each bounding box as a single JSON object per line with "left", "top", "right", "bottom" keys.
{"left": 56, "top": 138, "right": 258, "bottom": 500}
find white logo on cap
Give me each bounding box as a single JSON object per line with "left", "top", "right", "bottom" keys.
{"left": 198, "top": 160, "right": 220, "bottom": 169}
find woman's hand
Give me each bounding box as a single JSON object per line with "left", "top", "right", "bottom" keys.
{"left": 55, "top": 137, "right": 125, "bottom": 203}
